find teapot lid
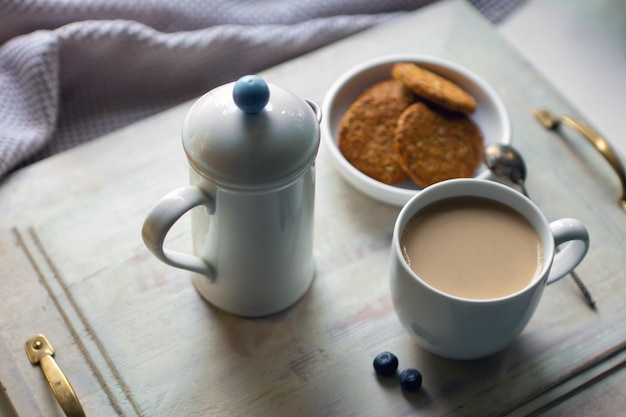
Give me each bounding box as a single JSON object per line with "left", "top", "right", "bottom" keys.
{"left": 181, "top": 75, "right": 321, "bottom": 190}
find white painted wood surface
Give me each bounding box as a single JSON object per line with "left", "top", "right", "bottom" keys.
{"left": 1, "top": 1, "right": 625, "bottom": 415}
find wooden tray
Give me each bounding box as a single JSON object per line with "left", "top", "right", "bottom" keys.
{"left": 1, "top": 1, "right": 625, "bottom": 415}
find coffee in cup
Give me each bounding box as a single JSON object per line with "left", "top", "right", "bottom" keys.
{"left": 400, "top": 196, "right": 544, "bottom": 300}
{"left": 389, "top": 179, "right": 589, "bottom": 360}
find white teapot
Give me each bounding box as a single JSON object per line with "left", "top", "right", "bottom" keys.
{"left": 142, "top": 75, "right": 321, "bottom": 317}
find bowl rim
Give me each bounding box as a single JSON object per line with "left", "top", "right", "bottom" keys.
{"left": 321, "top": 53, "right": 511, "bottom": 206}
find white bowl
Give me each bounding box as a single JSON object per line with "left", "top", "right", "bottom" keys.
{"left": 321, "top": 54, "right": 511, "bottom": 206}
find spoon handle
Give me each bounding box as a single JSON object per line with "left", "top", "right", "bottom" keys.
{"left": 515, "top": 180, "right": 530, "bottom": 199}
{"left": 568, "top": 268, "right": 597, "bottom": 310}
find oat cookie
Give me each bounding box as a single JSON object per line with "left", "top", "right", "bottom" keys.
{"left": 392, "top": 62, "right": 476, "bottom": 115}
{"left": 394, "top": 102, "right": 483, "bottom": 187}
{"left": 338, "top": 79, "right": 414, "bottom": 184}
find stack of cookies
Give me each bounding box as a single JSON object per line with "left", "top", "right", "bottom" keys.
{"left": 338, "top": 62, "right": 483, "bottom": 188}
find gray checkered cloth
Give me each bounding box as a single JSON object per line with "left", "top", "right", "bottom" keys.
{"left": 0, "top": 0, "right": 520, "bottom": 177}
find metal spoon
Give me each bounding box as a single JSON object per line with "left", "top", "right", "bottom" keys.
{"left": 483, "top": 143, "right": 597, "bottom": 310}
{"left": 483, "top": 143, "right": 529, "bottom": 197}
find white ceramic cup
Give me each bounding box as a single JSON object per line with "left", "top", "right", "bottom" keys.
{"left": 389, "top": 179, "right": 590, "bottom": 360}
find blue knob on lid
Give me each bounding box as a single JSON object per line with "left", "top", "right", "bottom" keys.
{"left": 233, "top": 75, "right": 270, "bottom": 114}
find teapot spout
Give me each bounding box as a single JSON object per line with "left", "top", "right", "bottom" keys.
{"left": 305, "top": 98, "right": 322, "bottom": 123}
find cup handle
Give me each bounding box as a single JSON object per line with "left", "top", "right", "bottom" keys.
{"left": 546, "top": 218, "right": 590, "bottom": 285}
{"left": 141, "top": 186, "right": 216, "bottom": 280}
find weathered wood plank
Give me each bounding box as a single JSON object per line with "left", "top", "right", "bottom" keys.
{"left": 1, "top": 1, "right": 624, "bottom": 416}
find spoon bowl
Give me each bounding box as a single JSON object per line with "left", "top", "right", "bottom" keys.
{"left": 483, "top": 143, "right": 529, "bottom": 196}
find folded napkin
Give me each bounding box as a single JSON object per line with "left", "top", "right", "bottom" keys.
{"left": 0, "top": 0, "right": 520, "bottom": 177}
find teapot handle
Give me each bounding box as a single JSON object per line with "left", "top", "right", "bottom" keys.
{"left": 142, "top": 186, "right": 216, "bottom": 280}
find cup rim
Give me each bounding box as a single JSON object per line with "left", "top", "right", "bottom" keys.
{"left": 392, "top": 178, "right": 556, "bottom": 304}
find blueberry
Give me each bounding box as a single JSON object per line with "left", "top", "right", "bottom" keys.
{"left": 373, "top": 351, "right": 399, "bottom": 377}
{"left": 232, "top": 75, "right": 270, "bottom": 114}
{"left": 399, "top": 368, "right": 423, "bottom": 392}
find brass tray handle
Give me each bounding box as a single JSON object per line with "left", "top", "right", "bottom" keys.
{"left": 535, "top": 108, "right": 626, "bottom": 211}
{"left": 25, "top": 334, "right": 86, "bottom": 417}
